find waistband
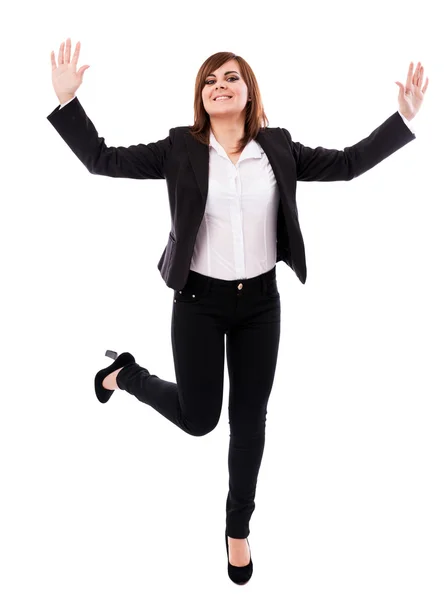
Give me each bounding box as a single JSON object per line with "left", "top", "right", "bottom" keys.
{"left": 184, "top": 265, "right": 276, "bottom": 294}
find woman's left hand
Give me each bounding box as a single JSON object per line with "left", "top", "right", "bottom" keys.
{"left": 395, "top": 61, "right": 429, "bottom": 121}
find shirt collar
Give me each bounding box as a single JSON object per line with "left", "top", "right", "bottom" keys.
{"left": 209, "top": 129, "right": 263, "bottom": 161}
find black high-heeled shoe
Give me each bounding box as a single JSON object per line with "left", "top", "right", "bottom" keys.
{"left": 94, "top": 349, "right": 136, "bottom": 403}
{"left": 225, "top": 529, "right": 253, "bottom": 585}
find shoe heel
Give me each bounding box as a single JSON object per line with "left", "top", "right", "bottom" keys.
{"left": 94, "top": 349, "right": 136, "bottom": 404}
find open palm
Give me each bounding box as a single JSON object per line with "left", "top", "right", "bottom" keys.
{"left": 396, "top": 61, "right": 429, "bottom": 121}
{"left": 50, "top": 38, "right": 90, "bottom": 100}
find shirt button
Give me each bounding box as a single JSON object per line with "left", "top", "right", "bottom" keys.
{"left": 237, "top": 283, "right": 243, "bottom": 290}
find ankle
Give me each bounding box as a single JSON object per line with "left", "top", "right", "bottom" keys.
{"left": 102, "top": 367, "right": 124, "bottom": 390}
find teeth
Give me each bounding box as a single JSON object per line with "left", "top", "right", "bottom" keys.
{"left": 215, "top": 96, "right": 232, "bottom": 101}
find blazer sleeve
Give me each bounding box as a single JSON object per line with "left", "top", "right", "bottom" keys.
{"left": 47, "top": 96, "right": 174, "bottom": 179}
{"left": 281, "top": 111, "right": 416, "bottom": 182}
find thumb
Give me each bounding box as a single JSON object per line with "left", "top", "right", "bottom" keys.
{"left": 395, "top": 81, "right": 404, "bottom": 95}
{"left": 78, "top": 65, "right": 90, "bottom": 79}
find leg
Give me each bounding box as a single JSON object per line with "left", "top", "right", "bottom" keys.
{"left": 225, "top": 296, "right": 281, "bottom": 539}
{"left": 116, "top": 299, "right": 226, "bottom": 437}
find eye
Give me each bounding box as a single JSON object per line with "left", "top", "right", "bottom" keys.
{"left": 205, "top": 76, "right": 239, "bottom": 85}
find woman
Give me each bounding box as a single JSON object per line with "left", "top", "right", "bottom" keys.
{"left": 48, "top": 38, "right": 428, "bottom": 585}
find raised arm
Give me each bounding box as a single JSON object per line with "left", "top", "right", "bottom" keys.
{"left": 48, "top": 37, "right": 173, "bottom": 179}
{"left": 281, "top": 111, "right": 415, "bottom": 182}
{"left": 282, "top": 61, "right": 428, "bottom": 183}
{"left": 47, "top": 96, "right": 174, "bottom": 179}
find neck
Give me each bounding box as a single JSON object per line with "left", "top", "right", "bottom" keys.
{"left": 210, "top": 115, "right": 246, "bottom": 151}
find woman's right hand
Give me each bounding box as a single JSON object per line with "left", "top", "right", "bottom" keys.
{"left": 50, "top": 38, "right": 90, "bottom": 104}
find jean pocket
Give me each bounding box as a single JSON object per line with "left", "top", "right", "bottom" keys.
{"left": 174, "top": 281, "right": 211, "bottom": 304}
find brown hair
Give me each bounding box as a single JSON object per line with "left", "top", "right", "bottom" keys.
{"left": 188, "top": 52, "right": 269, "bottom": 155}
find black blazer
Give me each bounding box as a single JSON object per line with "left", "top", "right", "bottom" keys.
{"left": 47, "top": 97, "right": 416, "bottom": 290}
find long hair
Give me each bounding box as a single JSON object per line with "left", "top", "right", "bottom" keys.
{"left": 189, "top": 52, "right": 269, "bottom": 155}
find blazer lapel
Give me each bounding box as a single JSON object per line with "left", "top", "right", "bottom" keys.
{"left": 256, "top": 129, "right": 297, "bottom": 211}
{"left": 184, "top": 128, "right": 297, "bottom": 213}
{"left": 184, "top": 130, "right": 210, "bottom": 209}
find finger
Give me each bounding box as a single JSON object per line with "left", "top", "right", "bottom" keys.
{"left": 415, "top": 67, "right": 423, "bottom": 87}
{"left": 422, "top": 77, "right": 429, "bottom": 94}
{"left": 405, "top": 61, "right": 414, "bottom": 91}
{"left": 50, "top": 50, "right": 57, "bottom": 70}
{"left": 58, "top": 41, "right": 64, "bottom": 65}
{"left": 412, "top": 61, "right": 421, "bottom": 85}
{"left": 65, "top": 37, "right": 71, "bottom": 64}
{"left": 413, "top": 62, "right": 421, "bottom": 85}
{"left": 71, "top": 41, "right": 80, "bottom": 66}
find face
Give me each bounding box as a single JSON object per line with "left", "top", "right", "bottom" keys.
{"left": 201, "top": 59, "right": 250, "bottom": 119}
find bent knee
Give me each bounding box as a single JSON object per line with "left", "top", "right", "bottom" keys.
{"left": 185, "top": 419, "right": 219, "bottom": 437}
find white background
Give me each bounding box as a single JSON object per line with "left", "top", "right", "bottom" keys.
{"left": 1, "top": 0, "right": 444, "bottom": 597}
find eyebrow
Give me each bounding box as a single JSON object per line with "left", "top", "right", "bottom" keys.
{"left": 206, "top": 70, "right": 239, "bottom": 78}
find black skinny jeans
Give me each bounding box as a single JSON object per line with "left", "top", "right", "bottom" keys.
{"left": 116, "top": 265, "right": 281, "bottom": 539}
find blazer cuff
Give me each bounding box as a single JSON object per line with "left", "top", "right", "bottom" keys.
{"left": 398, "top": 110, "right": 416, "bottom": 135}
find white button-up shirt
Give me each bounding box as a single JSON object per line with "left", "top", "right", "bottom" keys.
{"left": 190, "top": 129, "right": 280, "bottom": 280}
{"left": 58, "top": 97, "right": 416, "bottom": 281}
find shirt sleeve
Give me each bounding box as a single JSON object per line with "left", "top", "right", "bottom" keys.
{"left": 58, "top": 97, "right": 77, "bottom": 110}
